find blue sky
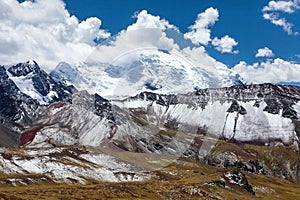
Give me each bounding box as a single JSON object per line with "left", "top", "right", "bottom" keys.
{"left": 63, "top": 0, "right": 300, "bottom": 67}
{"left": 2, "top": 0, "right": 300, "bottom": 85}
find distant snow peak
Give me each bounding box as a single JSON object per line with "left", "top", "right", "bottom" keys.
{"left": 51, "top": 48, "right": 241, "bottom": 99}
{"left": 50, "top": 62, "right": 79, "bottom": 84}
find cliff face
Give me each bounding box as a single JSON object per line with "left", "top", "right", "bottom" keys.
{"left": 114, "top": 84, "right": 300, "bottom": 146}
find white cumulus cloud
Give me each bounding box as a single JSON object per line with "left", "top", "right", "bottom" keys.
{"left": 233, "top": 58, "right": 300, "bottom": 83}
{"left": 87, "top": 10, "right": 180, "bottom": 65}
{"left": 0, "top": 0, "right": 110, "bottom": 70}
{"left": 212, "top": 35, "right": 238, "bottom": 54}
{"left": 256, "top": 47, "right": 275, "bottom": 57}
{"left": 184, "top": 7, "right": 219, "bottom": 45}
{"left": 263, "top": 13, "right": 295, "bottom": 35}
{"left": 127, "top": 10, "right": 178, "bottom": 31}
{"left": 262, "top": 0, "right": 300, "bottom": 35}
{"left": 263, "top": 0, "right": 298, "bottom": 13}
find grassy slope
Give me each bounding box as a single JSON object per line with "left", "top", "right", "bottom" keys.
{"left": 0, "top": 156, "right": 299, "bottom": 199}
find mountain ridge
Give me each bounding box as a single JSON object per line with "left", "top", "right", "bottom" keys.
{"left": 1, "top": 61, "right": 299, "bottom": 148}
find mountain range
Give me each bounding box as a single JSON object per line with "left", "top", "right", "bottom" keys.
{"left": 0, "top": 60, "right": 299, "bottom": 199}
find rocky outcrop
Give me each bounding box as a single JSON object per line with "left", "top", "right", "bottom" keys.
{"left": 224, "top": 171, "right": 254, "bottom": 194}
{"left": 207, "top": 170, "right": 254, "bottom": 194}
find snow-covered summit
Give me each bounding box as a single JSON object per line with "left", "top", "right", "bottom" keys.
{"left": 2, "top": 60, "right": 75, "bottom": 105}
{"left": 7, "top": 60, "right": 40, "bottom": 77}
{"left": 51, "top": 49, "right": 242, "bottom": 99}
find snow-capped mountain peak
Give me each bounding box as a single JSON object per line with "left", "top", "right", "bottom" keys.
{"left": 51, "top": 48, "right": 242, "bottom": 99}
{"left": 2, "top": 61, "right": 75, "bottom": 105}
{"left": 7, "top": 60, "right": 40, "bottom": 77}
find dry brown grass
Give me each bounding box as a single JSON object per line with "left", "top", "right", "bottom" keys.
{"left": 0, "top": 157, "right": 299, "bottom": 200}
{"left": 0, "top": 138, "right": 300, "bottom": 199}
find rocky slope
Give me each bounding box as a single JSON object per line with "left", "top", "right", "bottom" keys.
{"left": 0, "top": 146, "right": 147, "bottom": 184}
{"left": 0, "top": 61, "right": 75, "bottom": 147}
